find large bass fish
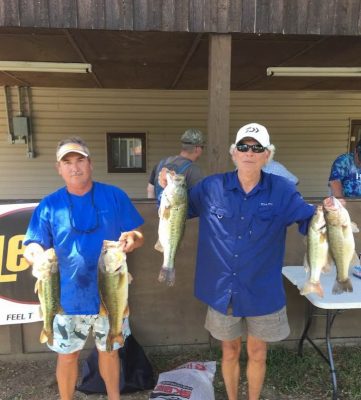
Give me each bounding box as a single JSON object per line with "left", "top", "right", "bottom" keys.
{"left": 98, "top": 240, "right": 129, "bottom": 352}
{"left": 155, "top": 170, "right": 187, "bottom": 286}
{"left": 301, "top": 205, "right": 332, "bottom": 298}
{"left": 323, "top": 196, "right": 359, "bottom": 294}
{"left": 33, "top": 248, "right": 61, "bottom": 345}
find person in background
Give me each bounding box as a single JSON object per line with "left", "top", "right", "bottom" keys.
{"left": 263, "top": 160, "right": 299, "bottom": 185}
{"left": 329, "top": 139, "right": 361, "bottom": 201}
{"left": 147, "top": 128, "right": 204, "bottom": 203}
{"left": 174, "top": 122, "right": 314, "bottom": 400}
{"left": 24, "top": 137, "right": 144, "bottom": 400}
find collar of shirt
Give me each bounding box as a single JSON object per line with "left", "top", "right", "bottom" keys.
{"left": 224, "top": 170, "right": 268, "bottom": 196}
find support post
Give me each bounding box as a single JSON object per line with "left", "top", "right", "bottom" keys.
{"left": 207, "top": 34, "right": 232, "bottom": 174}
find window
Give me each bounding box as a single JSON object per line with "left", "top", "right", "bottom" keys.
{"left": 106, "top": 132, "right": 146, "bottom": 173}
{"left": 350, "top": 120, "right": 361, "bottom": 152}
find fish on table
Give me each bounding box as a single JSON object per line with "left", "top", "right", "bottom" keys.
{"left": 301, "top": 205, "right": 333, "bottom": 298}
{"left": 98, "top": 240, "right": 129, "bottom": 352}
{"left": 155, "top": 170, "right": 188, "bottom": 287}
{"left": 323, "top": 196, "right": 359, "bottom": 295}
{"left": 32, "top": 248, "right": 61, "bottom": 345}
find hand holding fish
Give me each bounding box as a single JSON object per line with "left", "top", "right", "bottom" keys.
{"left": 24, "top": 242, "right": 45, "bottom": 266}
{"left": 158, "top": 167, "right": 170, "bottom": 189}
{"left": 155, "top": 171, "right": 187, "bottom": 286}
{"left": 119, "top": 230, "right": 144, "bottom": 253}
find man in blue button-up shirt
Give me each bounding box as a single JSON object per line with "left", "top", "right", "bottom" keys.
{"left": 187, "top": 123, "right": 315, "bottom": 400}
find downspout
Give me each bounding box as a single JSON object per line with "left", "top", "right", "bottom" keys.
{"left": 3, "top": 86, "right": 14, "bottom": 143}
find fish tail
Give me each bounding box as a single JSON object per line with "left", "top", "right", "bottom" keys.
{"left": 300, "top": 281, "right": 324, "bottom": 298}
{"left": 105, "top": 334, "right": 124, "bottom": 352}
{"left": 332, "top": 278, "right": 353, "bottom": 294}
{"left": 158, "top": 267, "right": 175, "bottom": 286}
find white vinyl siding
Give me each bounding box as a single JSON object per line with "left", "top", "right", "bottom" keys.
{"left": 0, "top": 88, "right": 359, "bottom": 200}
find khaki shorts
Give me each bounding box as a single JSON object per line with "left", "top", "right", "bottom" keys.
{"left": 205, "top": 306, "right": 290, "bottom": 342}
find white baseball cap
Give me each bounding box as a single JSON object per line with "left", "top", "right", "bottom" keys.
{"left": 235, "top": 123, "right": 270, "bottom": 147}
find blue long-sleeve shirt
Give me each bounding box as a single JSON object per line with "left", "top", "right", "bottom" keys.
{"left": 188, "top": 171, "right": 315, "bottom": 317}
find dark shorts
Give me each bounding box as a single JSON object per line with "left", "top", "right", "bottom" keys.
{"left": 205, "top": 306, "right": 290, "bottom": 342}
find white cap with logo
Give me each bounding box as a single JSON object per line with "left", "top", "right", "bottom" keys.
{"left": 235, "top": 123, "right": 270, "bottom": 147}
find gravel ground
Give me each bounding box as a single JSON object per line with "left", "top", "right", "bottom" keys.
{"left": 0, "top": 357, "right": 309, "bottom": 400}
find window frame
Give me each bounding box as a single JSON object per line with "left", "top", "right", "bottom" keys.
{"left": 350, "top": 120, "right": 361, "bottom": 153}
{"left": 106, "top": 132, "right": 146, "bottom": 173}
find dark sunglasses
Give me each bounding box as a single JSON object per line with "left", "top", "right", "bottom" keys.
{"left": 236, "top": 143, "right": 266, "bottom": 153}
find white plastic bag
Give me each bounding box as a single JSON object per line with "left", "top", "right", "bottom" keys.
{"left": 149, "top": 361, "right": 216, "bottom": 400}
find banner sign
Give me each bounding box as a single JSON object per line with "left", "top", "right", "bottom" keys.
{"left": 0, "top": 203, "right": 42, "bottom": 325}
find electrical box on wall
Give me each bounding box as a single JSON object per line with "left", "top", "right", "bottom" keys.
{"left": 12, "top": 116, "right": 30, "bottom": 144}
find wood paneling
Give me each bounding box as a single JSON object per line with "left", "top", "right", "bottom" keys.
{"left": 1, "top": 0, "right": 361, "bottom": 35}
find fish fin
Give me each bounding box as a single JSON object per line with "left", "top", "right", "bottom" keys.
{"left": 127, "top": 272, "right": 133, "bottom": 284}
{"left": 34, "top": 280, "right": 39, "bottom": 294}
{"left": 300, "top": 281, "right": 324, "bottom": 298}
{"left": 303, "top": 254, "right": 310, "bottom": 273}
{"left": 154, "top": 239, "right": 164, "bottom": 252}
{"left": 39, "top": 329, "right": 52, "bottom": 344}
{"left": 123, "top": 305, "right": 130, "bottom": 318}
{"left": 332, "top": 278, "right": 353, "bottom": 294}
{"left": 351, "top": 221, "right": 360, "bottom": 233}
{"left": 162, "top": 207, "right": 171, "bottom": 220}
{"left": 158, "top": 267, "right": 175, "bottom": 286}
{"left": 350, "top": 252, "right": 360, "bottom": 267}
{"left": 99, "top": 303, "right": 108, "bottom": 317}
{"left": 322, "top": 253, "right": 335, "bottom": 274}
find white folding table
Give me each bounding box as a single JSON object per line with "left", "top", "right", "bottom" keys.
{"left": 282, "top": 266, "right": 361, "bottom": 400}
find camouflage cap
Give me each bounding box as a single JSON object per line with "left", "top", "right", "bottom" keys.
{"left": 180, "top": 128, "right": 205, "bottom": 146}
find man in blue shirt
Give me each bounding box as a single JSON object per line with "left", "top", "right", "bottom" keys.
{"left": 188, "top": 123, "right": 315, "bottom": 400}
{"left": 24, "top": 137, "right": 144, "bottom": 400}
{"left": 329, "top": 139, "right": 361, "bottom": 200}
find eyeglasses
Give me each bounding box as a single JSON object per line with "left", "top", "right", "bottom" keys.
{"left": 67, "top": 186, "right": 100, "bottom": 234}
{"left": 236, "top": 143, "right": 266, "bottom": 153}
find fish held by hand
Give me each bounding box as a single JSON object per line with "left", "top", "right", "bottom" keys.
{"left": 155, "top": 170, "right": 187, "bottom": 287}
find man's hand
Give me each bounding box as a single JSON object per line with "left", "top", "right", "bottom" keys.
{"left": 158, "top": 168, "right": 168, "bottom": 189}
{"left": 24, "top": 243, "right": 44, "bottom": 266}
{"left": 119, "top": 229, "right": 144, "bottom": 253}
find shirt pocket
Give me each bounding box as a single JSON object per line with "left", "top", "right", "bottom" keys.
{"left": 249, "top": 207, "right": 279, "bottom": 241}
{"left": 209, "top": 205, "right": 235, "bottom": 239}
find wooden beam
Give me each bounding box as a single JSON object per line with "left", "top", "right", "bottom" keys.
{"left": 170, "top": 33, "right": 203, "bottom": 89}
{"left": 64, "top": 29, "right": 103, "bottom": 88}
{"left": 207, "top": 33, "right": 231, "bottom": 174}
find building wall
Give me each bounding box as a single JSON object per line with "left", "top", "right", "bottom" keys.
{"left": 0, "top": 87, "right": 360, "bottom": 200}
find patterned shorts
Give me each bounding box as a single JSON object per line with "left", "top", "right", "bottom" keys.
{"left": 48, "top": 314, "right": 131, "bottom": 354}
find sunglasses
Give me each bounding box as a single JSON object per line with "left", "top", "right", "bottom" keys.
{"left": 236, "top": 143, "right": 266, "bottom": 153}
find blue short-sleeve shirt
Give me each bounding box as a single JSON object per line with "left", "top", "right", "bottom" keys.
{"left": 24, "top": 182, "right": 144, "bottom": 315}
{"left": 329, "top": 153, "right": 361, "bottom": 197}
{"left": 188, "top": 171, "right": 315, "bottom": 317}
